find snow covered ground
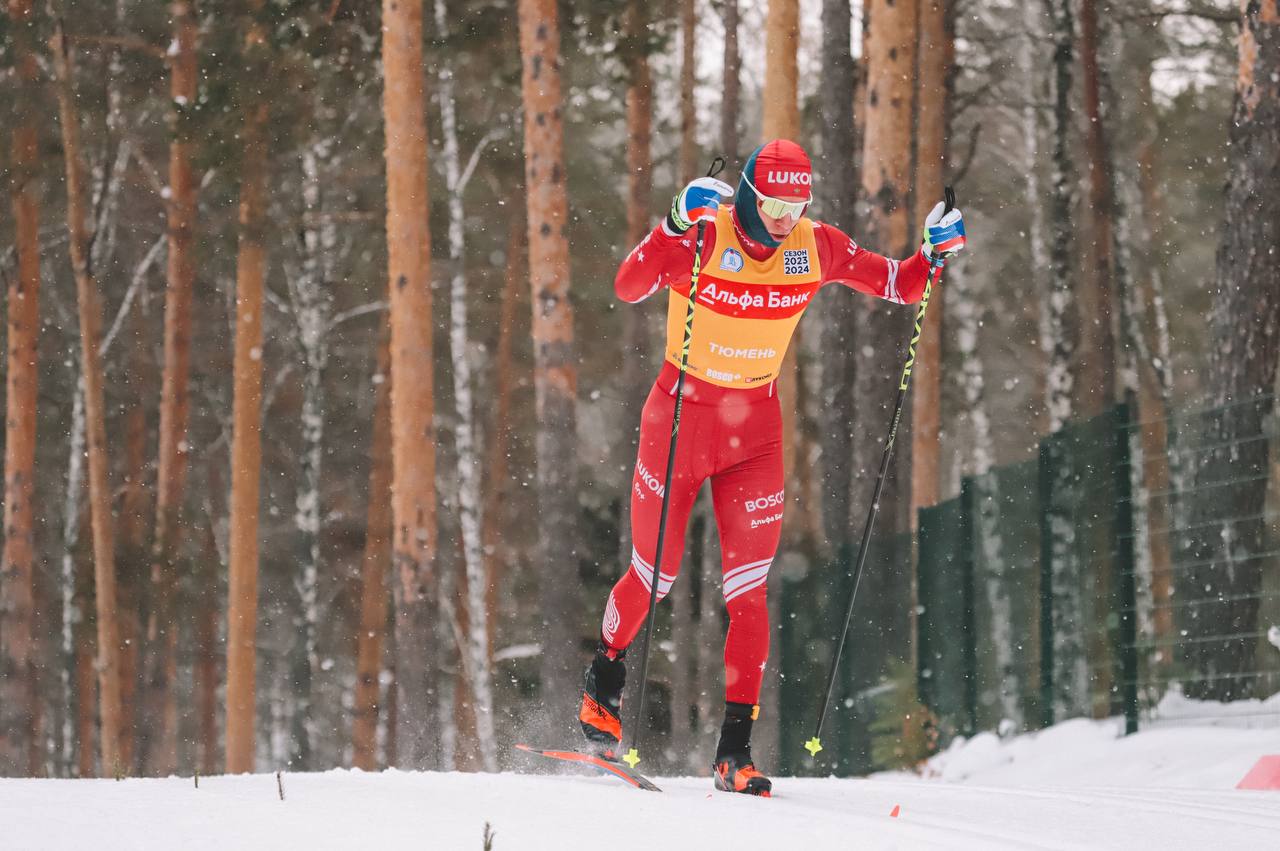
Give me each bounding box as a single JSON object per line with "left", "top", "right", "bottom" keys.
{"left": 5, "top": 700, "right": 1279, "bottom": 850}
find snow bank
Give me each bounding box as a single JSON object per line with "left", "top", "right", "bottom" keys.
{"left": 887, "top": 691, "right": 1280, "bottom": 789}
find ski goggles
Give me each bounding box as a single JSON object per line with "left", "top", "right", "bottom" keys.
{"left": 742, "top": 173, "right": 812, "bottom": 220}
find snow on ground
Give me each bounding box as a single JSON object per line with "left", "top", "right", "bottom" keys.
{"left": 5, "top": 703, "right": 1280, "bottom": 850}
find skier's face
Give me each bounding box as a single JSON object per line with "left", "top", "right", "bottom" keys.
{"left": 756, "top": 194, "right": 808, "bottom": 241}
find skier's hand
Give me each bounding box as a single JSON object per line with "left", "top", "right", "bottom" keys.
{"left": 922, "top": 201, "right": 967, "bottom": 260}
{"left": 668, "top": 177, "right": 735, "bottom": 234}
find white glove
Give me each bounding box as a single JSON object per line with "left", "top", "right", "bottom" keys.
{"left": 922, "top": 201, "right": 967, "bottom": 260}
{"left": 668, "top": 177, "right": 735, "bottom": 233}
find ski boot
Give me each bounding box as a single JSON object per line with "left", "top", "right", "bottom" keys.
{"left": 712, "top": 701, "right": 772, "bottom": 797}
{"left": 713, "top": 752, "right": 773, "bottom": 797}
{"left": 578, "top": 642, "right": 626, "bottom": 760}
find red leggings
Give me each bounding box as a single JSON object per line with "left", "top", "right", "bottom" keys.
{"left": 599, "top": 363, "right": 784, "bottom": 705}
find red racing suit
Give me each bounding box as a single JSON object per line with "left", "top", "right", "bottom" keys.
{"left": 599, "top": 206, "right": 931, "bottom": 705}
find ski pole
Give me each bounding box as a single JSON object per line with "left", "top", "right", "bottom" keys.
{"left": 804, "top": 186, "right": 956, "bottom": 759}
{"left": 624, "top": 155, "right": 726, "bottom": 770}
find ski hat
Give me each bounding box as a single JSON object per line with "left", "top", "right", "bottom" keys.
{"left": 734, "top": 139, "right": 814, "bottom": 248}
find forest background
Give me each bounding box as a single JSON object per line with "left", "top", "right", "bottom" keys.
{"left": 0, "top": 0, "right": 1276, "bottom": 781}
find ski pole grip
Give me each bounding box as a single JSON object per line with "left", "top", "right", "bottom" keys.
{"left": 943, "top": 185, "right": 955, "bottom": 215}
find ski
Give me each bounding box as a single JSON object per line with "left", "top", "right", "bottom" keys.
{"left": 514, "top": 743, "right": 662, "bottom": 792}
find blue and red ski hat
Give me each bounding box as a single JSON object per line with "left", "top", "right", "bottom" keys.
{"left": 735, "top": 139, "right": 813, "bottom": 248}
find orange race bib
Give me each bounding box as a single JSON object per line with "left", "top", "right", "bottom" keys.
{"left": 665, "top": 207, "right": 822, "bottom": 388}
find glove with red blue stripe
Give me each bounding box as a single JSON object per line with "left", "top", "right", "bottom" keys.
{"left": 922, "top": 201, "right": 967, "bottom": 260}
{"left": 667, "top": 177, "right": 735, "bottom": 234}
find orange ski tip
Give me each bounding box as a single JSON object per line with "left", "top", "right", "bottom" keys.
{"left": 890, "top": 804, "right": 900, "bottom": 818}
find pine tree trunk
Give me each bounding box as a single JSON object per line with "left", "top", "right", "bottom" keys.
{"left": 1077, "top": 0, "right": 1118, "bottom": 414}
{"left": 434, "top": 0, "right": 498, "bottom": 771}
{"left": 617, "top": 0, "right": 654, "bottom": 579}
{"left": 51, "top": 23, "right": 125, "bottom": 778}
{"left": 482, "top": 207, "right": 524, "bottom": 665}
{"left": 844, "top": 0, "right": 920, "bottom": 760}
{"left": 142, "top": 0, "right": 198, "bottom": 778}
{"left": 0, "top": 0, "right": 41, "bottom": 779}
{"left": 1182, "top": 1, "right": 1280, "bottom": 701}
{"left": 816, "top": 0, "right": 861, "bottom": 563}
{"left": 195, "top": 514, "right": 220, "bottom": 778}
{"left": 118, "top": 309, "right": 150, "bottom": 773}
{"left": 353, "top": 330, "right": 393, "bottom": 770}
{"left": 763, "top": 0, "right": 799, "bottom": 142}
{"left": 517, "top": 0, "right": 581, "bottom": 710}
{"left": 858, "top": 0, "right": 918, "bottom": 532}
{"left": 758, "top": 0, "right": 803, "bottom": 765}
{"left": 1128, "top": 39, "right": 1174, "bottom": 648}
{"left": 679, "top": 1, "right": 697, "bottom": 184}
{"left": 74, "top": 617, "right": 96, "bottom": 777}
{"left": 693, "top": 504, "right": 721, "bottom": 769}
{"left": 382, "top": 0, "right": 439, "bottom": 768}
{"left": 720, "top": 0, "right": 740, "bottom": 164}
{"left": 908, "top": 0, "right": 953, "bottom": 680}
{"left": 910, "top": 0, "right": 952, "bottom": 521}
{"left": 224, "top": 4, "right": 271, "bottom": 770}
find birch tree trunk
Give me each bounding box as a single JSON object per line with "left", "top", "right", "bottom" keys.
{"left": 1041, "top": 0, "right": 1087, "bottom": 720}
{"left": 286, "top": 141, "right": 334, "bottom": 771}
{"left": 517, "top": 0, "right": 581, "bottom": 712}
{"left": 352, "top": 330, "right": 393, "bottom": 770}
{"left": 1182, "top": 0, "right": 1280, "bottom": 701}
{"left": 434, "top": 0, "right": 498, "bottom": 771}
{"left": 1, "top": 0, "right": 41, "bottom": 778}
{"left": 950, "top": 257, "right": 1020, "bottom": 728}
{"left": 1043, "top": 0, "right": 1078, "bottom": 436}
{"left": 1021, "top": 0, "right": 1053, "bottom": 412}
{"left": 58, "top": 371, "right": 87, "bottom": 776}
{"left": 51, "top": 24, "right": 124, "bottom": 776}
{"left": 382, "top": 0, "right": 439, "bottom": 768}
{"left": 224, "top": 5, "right": 270, "bottom": 773}
{"left": 140, "top": 0, "right": 197, "bottom": 777}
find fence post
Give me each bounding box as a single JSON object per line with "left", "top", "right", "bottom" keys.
{"left": 915, "top": 512, "right": 933, "bottom": 714}
{"left": 1114, "top": 393, "right": 1140, "bottom": 735}
{"left": 959, "top": 477, "right": 978, "bottom": 737}
{"left": 1037, "top": 439, "right": 1055, "bottom": 729}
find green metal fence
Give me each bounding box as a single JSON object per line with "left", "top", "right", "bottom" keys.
{"left": 917, "top": 392, "right": 1280, "bottom": 745}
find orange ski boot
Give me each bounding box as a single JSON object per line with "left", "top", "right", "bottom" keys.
{"left": 713, "top": 752, "right": 772, "bottom": 797}
{"left": 578, "top": 643, "right": 626, "bottom": 760}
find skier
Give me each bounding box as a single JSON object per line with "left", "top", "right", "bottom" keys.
{"left": 578, "top": 139, "right": 967, "bottom": 795}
